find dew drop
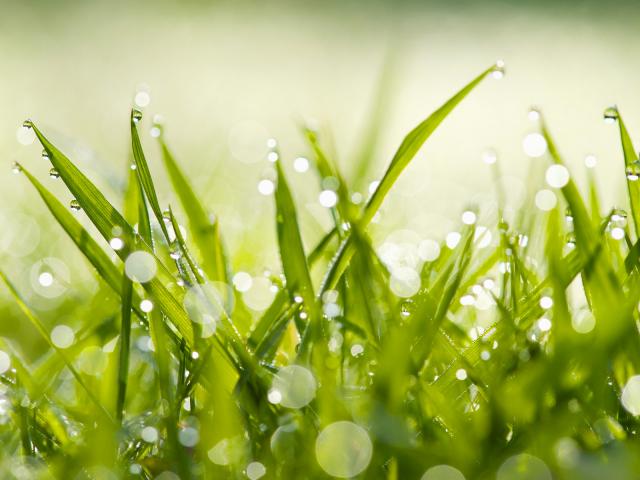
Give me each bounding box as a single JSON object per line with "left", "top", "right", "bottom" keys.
{"left": 11, "top": 162, "right": 22, "bottom": 174}
{"left": 69, "top": 200, "right": 81, "bottom": 211}
{"left": 49, "top": 168, "right": 60, "bottom": 179}
{"left": 603, "top": 106, "right": 619, "bottom": 124}
{"left": 22, "top": 119, "right": 33, "bottom": 129}
{"left": 132, "top": 109, "right": 143, "bottom": 124}
{"left": 492, "top": 60, "right": 505, "bottom": 79}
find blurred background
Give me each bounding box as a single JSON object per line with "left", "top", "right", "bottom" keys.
{"left": 2, "top": 0, "right": 640, "bottom": 351}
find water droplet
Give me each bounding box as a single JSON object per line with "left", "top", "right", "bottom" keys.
{"left": 626, "top": 161, "right": 640, "bottom": 181}
{"left": 455, "top": 369, "right": 467, "bottom": 380}
{"left": 584, "top": 154, "right": 597, "bottom": 169}
{"left": 528, "top": 108, "right": 541, "bottom": 122}
{"left": 603, "top": 106, "right": 619, "bottom": 124}
{"left": 22, "top": 119, "right": 33, "bottom": 129}
{"left": 49, "top": 168, "right": 60, "bottom": 179}
{"left": 169, "top": 246, "right": 182, "bottom": 260}
{"left": 492, "top": 60, "right": 505, "bottom": 79}
{"left": 11, "top": 162, "right": 22, "bottom": 174}
{"left": 69, "top": 200, "right": 81, "bottom": 211}
{"left": 316, "top": 422, "right": 372, "bottom": 478}
{"left": 132, "top": 109, "right": 143, "bottom": 123}
{"left": 482, "top": 149, "right": 497, "bottom": 165}
{"left": 621, "top": 376, "right": 640, "bottom": 415}
{"left": 461, "top": 210, "right": 477, "bottom": 225}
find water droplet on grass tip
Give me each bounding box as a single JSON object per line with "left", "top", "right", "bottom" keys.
{"left": 11, "top": 162, "right": 22, "bottom": 174}
{"left": 482, "top": 149, "right": 497, "bottom": 164}
{"left": 131, "top": 109, "right": 143, "bottom": 123}
{"left": 603, "top": 106, "right": 619, "bottom": 124}
{"left": 584, "top": 154, "right": 597, "bottom": 168}
{"left": 22, "top": 119, "right": 33, "bottom": 129}
{"left": 528, "top": 108, "right": 541, "bottom": 122}
{"left": 492, "top": 60, "right": 505, "bottom": 79}
{"left": 42, "top": 149, "right": 50, "bottom": 160}
{"left": 49, "top": 168, "right": 60, "bottom": 179}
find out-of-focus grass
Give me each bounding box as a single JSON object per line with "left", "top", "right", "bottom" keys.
{"left": 2, "top": 62, "right": 640, "bottom": 479}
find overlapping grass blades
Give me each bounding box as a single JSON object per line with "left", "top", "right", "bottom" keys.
{"left": 3, "top": 63, "right": 640, "bottom": 478}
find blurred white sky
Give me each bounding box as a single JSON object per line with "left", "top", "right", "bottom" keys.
{"left": 2, "top": 0, "right": 640, "bottom": 269}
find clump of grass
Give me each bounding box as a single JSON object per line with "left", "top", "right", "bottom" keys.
{"left": 2, "top": 62, "right": 640, "bottom": 479}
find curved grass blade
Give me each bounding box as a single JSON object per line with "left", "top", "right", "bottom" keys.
{"left": 0, "top": 270, "right": 114, "bottom": 425}
{"left": 612, "top": 108, "right": 640, "bottom": 237}
{"left": 274, "top": 161, "right": 315, "bottom": 309}
{"left": 130, "top": 110, "right": 170, "bottom": 242}
{"left": 29, "top": 123, "right": 194, "bottom": 347}
{"left": 116, "top": 275, "right": 133, "bottom": 423}
{"left": 318, "top": 64, "right": 498, "bottom": 297}
{"left": 157, "top": 132, "right": 229, "bottom": 283}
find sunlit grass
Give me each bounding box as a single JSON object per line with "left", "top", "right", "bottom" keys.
{"left": 1, "top": 62, "right": 640, "bottom": 479}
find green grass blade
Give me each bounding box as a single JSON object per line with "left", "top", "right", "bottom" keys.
{"left": 116, "top": 275, "right": 133, "bottom": 423}
{"left": 130, "top": 110, "right": 170, "bottom": 241}
{"left": 0, "top": 270, "right": 114, "bottom": 425}
{"left": 318, "top": 64, "right": 497, "bottom": 296}
{"left": 157, "top": 132, "right": 229, "bottom": 283}
{"left": 613, "top": 109, "right": 640, "bottom": 237}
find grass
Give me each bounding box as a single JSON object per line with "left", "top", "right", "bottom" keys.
{"left": 2, "top": 61, "right": 640, "bottom": 479}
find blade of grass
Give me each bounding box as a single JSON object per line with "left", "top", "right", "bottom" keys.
{"left": 157, "top": 130, "right": 229, "bottom": 283}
